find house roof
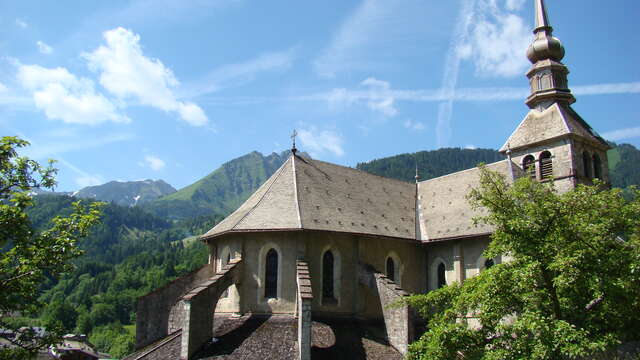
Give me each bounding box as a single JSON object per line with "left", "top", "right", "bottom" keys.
{"left": 500, "top": 103, "right": 609, "bottom": 152}
{"left": 201, "top": 155, "right": 418, "bottom": 241}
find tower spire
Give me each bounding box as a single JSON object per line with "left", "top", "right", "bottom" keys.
{"left": 525, "top": 0, "right": 575, "bottom": 110}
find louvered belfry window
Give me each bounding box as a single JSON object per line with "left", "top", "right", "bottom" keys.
{"left": 523, "top": 155, "right": 536, "bottom": 180}
{"left": 583, "top": 151, "right": 592, "bottom": 178}
{"left": 540, "top": 151, "right": 553, "bottom": 179}
{"left": 265, "top": 249, "right": 278, "bottom": 299}
{"left": 593, "top": 153, "right": 602, "bottom": 179}
{"left": 322, "top": 251, "right": 335, "bottom": 300}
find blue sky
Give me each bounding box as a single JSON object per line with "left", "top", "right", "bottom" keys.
{"left": 1, "top": 0, "right": 638, "bottom": 191}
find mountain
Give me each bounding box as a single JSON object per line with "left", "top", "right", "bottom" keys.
{"left": 356, "top": 147, "right": 505, "bottom": 183}
{"left": 608, "top": 143, "right": 640, "bottom": 189}
{"left": 143, "top": 150, "right": 300, "bottom": 220}
{"left": 74, "top": 179, "right": 176, "bottom": 207}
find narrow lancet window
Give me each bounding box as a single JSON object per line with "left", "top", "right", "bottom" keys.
{"left": 437, "top": 263, "right": 446, "bottom": 289}
{"left": 540, "top": 151, "right": 553, "bottom": 179}
{"left": 322, "top": 251, "right": 335, "bottom": 301}
{"left": 583, "top": 151, "right": 592, "bottom": 178}
{"left": 593, "top": 153, "right": 602, "bottom": 179}
{"left": 523, "top": 155, "right": 536, "bottom": 180}
{"left": 265, "top": 249, "right": 278, "bottom": 299}
{"left": 386, "top": 257, "right": 396, "bottom": 283}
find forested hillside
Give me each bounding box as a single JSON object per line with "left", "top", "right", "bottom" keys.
{"left": 16, "top": 195, "right": 220, "bottom": 358}
{"left": 356, "top": 147, "right": 504, "bottom": 182}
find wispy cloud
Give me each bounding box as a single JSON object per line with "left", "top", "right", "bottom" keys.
{"left": 298, "top": 126, "right": 345, "bottom": 157}
{"left": 0, "top": 82, "right": 7, "bottom": 92}
{"left": 15, "top": 19, "right": 28, "bottom": 29}
{"left": 324, "top": 77, "right": 398, "bottom": 117}
{"left": 404, "top": 119, "right": 425, "bottom": 131}
{"left": 313, "top": 0, "right": 430, "bottom": 78}
{"left": 140, "top": 155, "right": 166, "bottom": 171}
{"left": 84, "top": 27, "right": 208, "bottom": 126}
{"left": 36, "top": 41, "right": 53, "bottom": 55}
{"left": 22, "top": 132, "right": 134, "bottom": 160}
{"left": 182, "top": 49, "right": 295, "bottom": 98}
{"left": 16, "top": 64, "right": 130, "bottom": 125}
{"left": 601, "top": 126, "right": 640, "bottom": 142}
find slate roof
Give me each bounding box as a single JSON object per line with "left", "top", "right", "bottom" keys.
{"left": 500, "top": 103, "right": 609, "bottom": 152}
{"left": 201, "top": 155, "right": 417, "bottom": 241}
{"left": 416, "top": 160, "right": 516, "bottom": 242}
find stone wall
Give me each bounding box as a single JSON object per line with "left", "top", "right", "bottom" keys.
{"left": 295, "top": 260, "right": 313, "bottom": 360}
{"left": 180, "top": 259, "right": 243, "bottom": 359}
{"left": 135, "top": 263, "right": 214, "bottom": 349}
{"left": 358, "top": 263, "right": 414, "bottom": 355}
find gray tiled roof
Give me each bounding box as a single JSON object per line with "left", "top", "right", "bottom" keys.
{"left": 201, "top": 155, "right": 417, "bottom": 241}
{"left": 202, "top": 153, "right": 519, "bottom": 243}
{"left": 417, "top": 160, "right": 514, "bottom": 242}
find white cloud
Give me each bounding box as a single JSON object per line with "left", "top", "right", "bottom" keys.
{"left": 361, "top": 77, "right": 398, "bottom": 117}
{"left": 76, "top": 175, "right": 104, "bottom": 188}
{"left": 15, "top": 19, "right": 28, "bottom": 28}
{"left": 36, "top": 41, "right": 53, "bottom": 55}
{"left": 142, "top": 155, "right": 166, "bottom": 171}
{"left": 183, "top": 49, "right": 295, "bottom": 97}
{"left": 505, "top": 0, "right": 526, "bottom": 11}
{"left": 84, "top": 27, "right": 208, "bottom": 126}
{"left": 601, "top": 126, "right": 640, "bottom": 142}
{"left": 16, "top": 64, "right": 130, "bottom": 125}
{"left": 462, "top": 0, "right": 531, "bottom": 78}
{"left": 404, "top": 119, "right": 425, "bottom": 131}
{"left": 0, "top": 82, "right": 7, "bottom": 92}
{"left": 298, "top": 127, "right": 344, "bottom": 157}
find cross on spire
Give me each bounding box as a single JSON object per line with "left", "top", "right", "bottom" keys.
{"left": 291, "top": 129, "right": 298, "bottom": 154}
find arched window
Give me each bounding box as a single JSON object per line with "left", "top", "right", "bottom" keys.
{"left": 386, "top": 257, "right": 396, "bottom": 283}
{"left": 264, "top": 249, "right": 278, "bottom": 299}
{"left": 222, "top": 253, "right": 231, "bottom": 298}
{"left": 437, "top": 263, "right": 446, "bottom": 289}
{"left": 322, "top": 251, "right": 335, "bottom": 301}
{"left": 583, "top": 151, "right": 592, "bottom": 178}
{"left": 593, "top": 153, "right": 602, "bottom": 179}
{"left": 540, "top": 151, "right": 553, "bottom": 179}
{"left": 523, "top": 155, "right": 536, "bottom": 180}
{"left": 484, "top": 259, "right": 494, "bottom": 269}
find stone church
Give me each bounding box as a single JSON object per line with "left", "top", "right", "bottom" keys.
{"left": 128, "top": 1, "right": 610, "bottom": 359}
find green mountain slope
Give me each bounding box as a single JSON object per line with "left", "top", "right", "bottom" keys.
{"left": 356, "top": 147, "right": 505, "bottom": 183}
{"left": 608, "top": 143, "right": 640, "bottom": 189}
{"left": 143, "top": 150, "right": 295, "bottom": 220}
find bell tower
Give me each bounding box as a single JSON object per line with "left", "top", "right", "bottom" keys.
{"left": 500, "top": 0, "right": 610, "bottom": 192}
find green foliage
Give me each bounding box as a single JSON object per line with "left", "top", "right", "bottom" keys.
{"left": 405, "top": 168, "right": 640, "bottom": 360}
{"left": 0, "top": 136, "right": 103, "bottom": 358}
{"left": 89, "top": 323, "right": 135, "bottom": 358}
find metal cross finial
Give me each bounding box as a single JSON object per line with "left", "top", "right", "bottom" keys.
{"left": 291, "top": 129, "right": 298, "bottom": 154}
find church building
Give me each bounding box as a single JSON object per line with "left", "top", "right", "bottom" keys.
{"left": 130, "top": 1, "right": 610, "bottom": 359}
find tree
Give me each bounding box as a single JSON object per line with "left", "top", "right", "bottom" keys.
{"left": 0, "top": 136, "right": 103, "bottom": 359}
{"left": 405, "top": 167, "right": 640, "bottom": 360}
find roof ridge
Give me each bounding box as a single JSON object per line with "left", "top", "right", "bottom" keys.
{"left": 291, "top": 155, "right": 302, "bottom": 228}
{"left": 309, "top": 158, "right": 415, "bottom": 186}
{"left": 233, "top": 157, "right": 293, "bottom": 230}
